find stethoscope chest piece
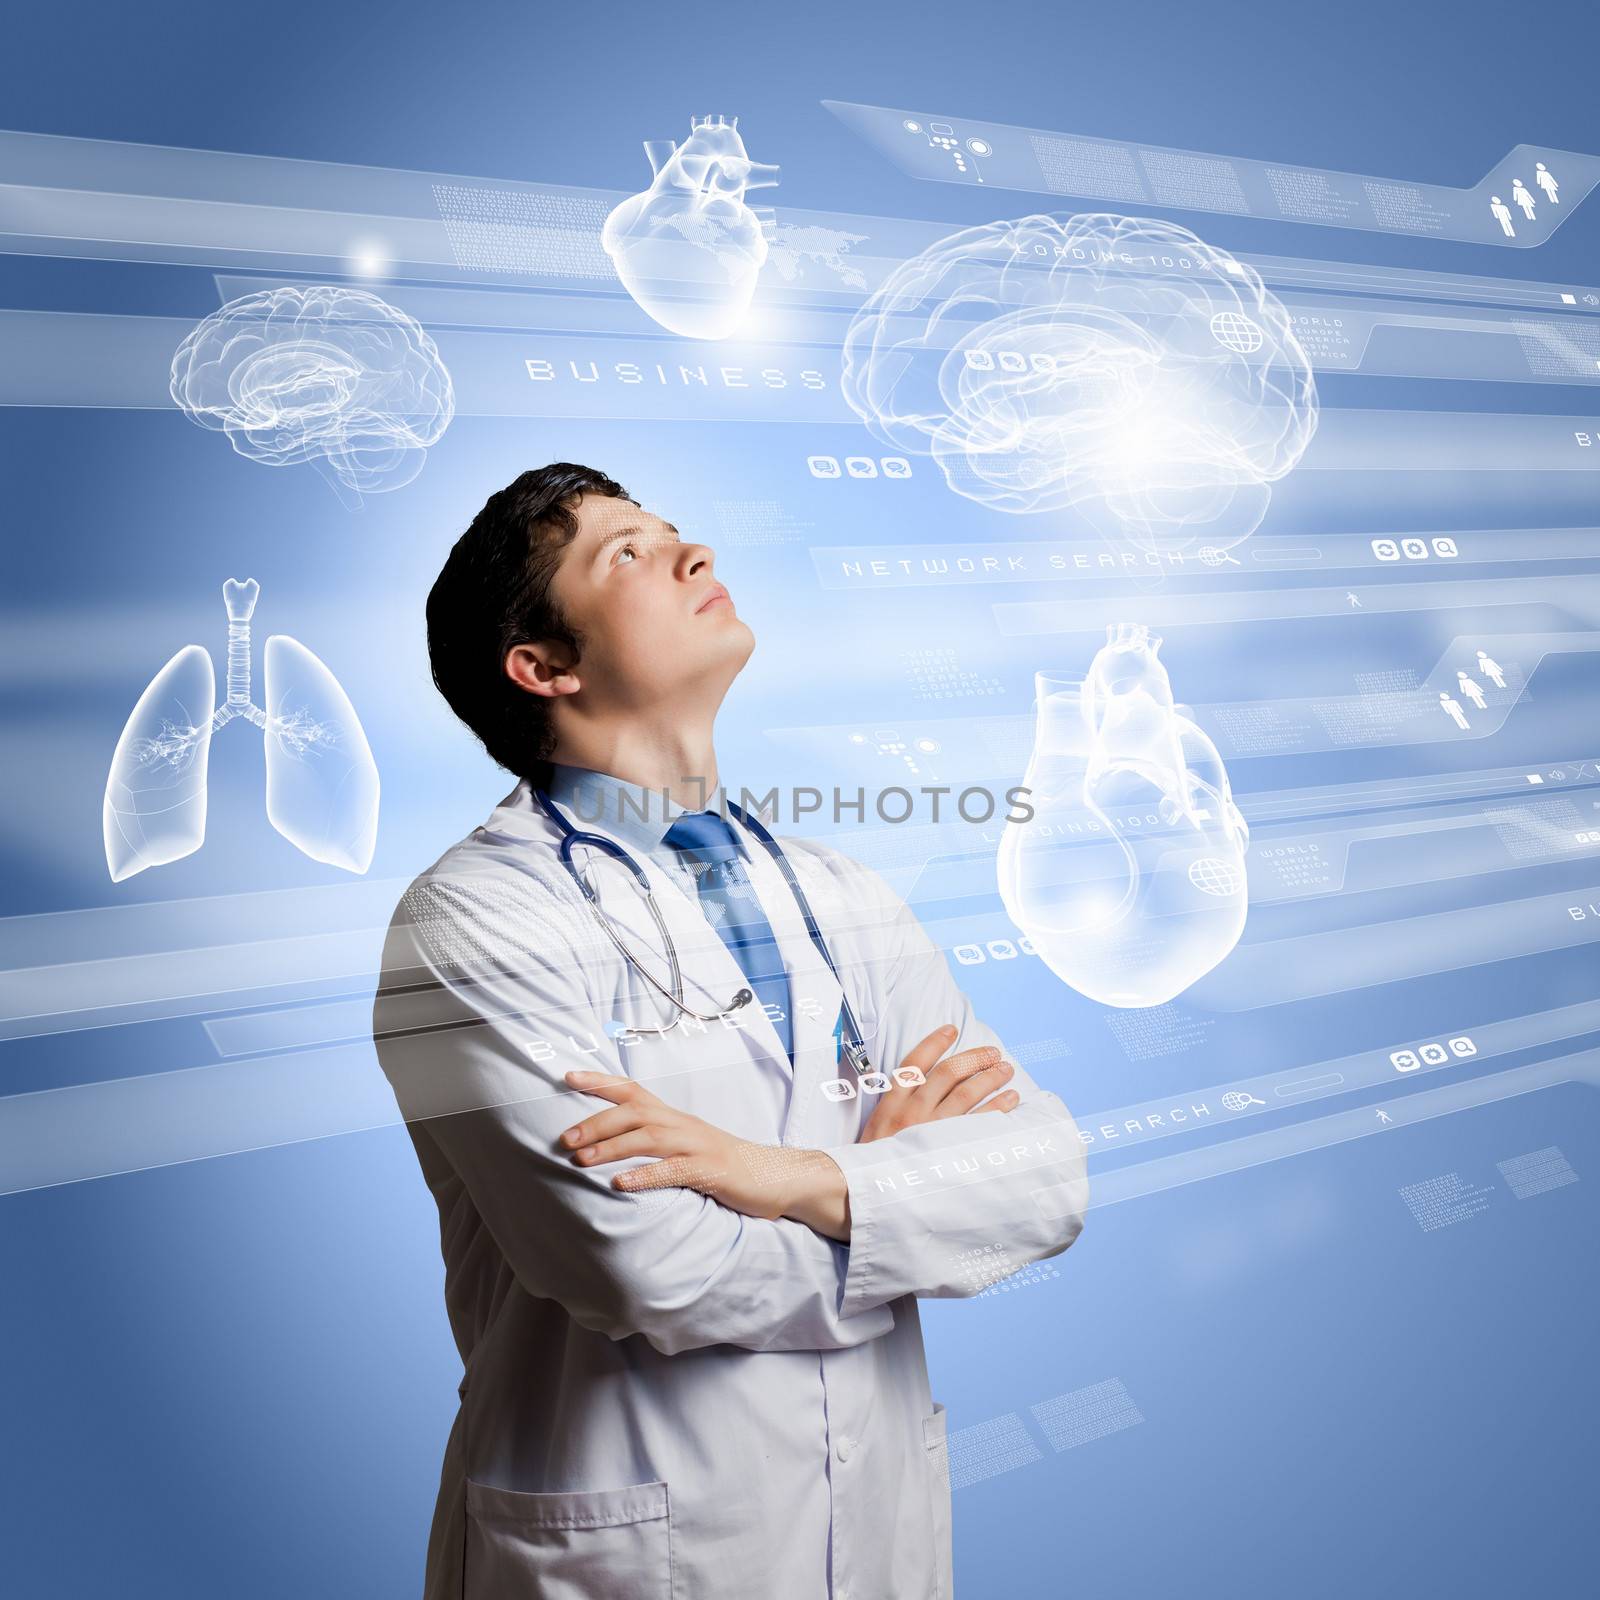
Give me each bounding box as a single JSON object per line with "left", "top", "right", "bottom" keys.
{"left": 533, "top": 787, "right": 871, "bottom": 1069}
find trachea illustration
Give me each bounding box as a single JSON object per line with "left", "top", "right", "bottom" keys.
{"left": 996, "top": 624, "right": 1249, "bottom": 1008}
{"left": 602, "top": 114, "right": 779, "bottom": 341}
{"left": 103, "top": 579, "right": 380, "bottom": 881}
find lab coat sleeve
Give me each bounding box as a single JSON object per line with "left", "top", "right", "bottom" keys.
{"left": 820, "top": 860, "right": 1090, "bottom": 1317}
{"left": 373, "top": 872, "right": 895, "bottom": 1358}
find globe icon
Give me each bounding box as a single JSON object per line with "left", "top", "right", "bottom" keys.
{"left": 1209, "top": 311, "right": 1264, "bottom": 353}
{"left": 1188, "top": 856, "right": 1243, "bottom": 896}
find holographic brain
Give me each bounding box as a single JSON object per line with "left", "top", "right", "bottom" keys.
{"left": 841, "top": 213, "right": 1318, "bottom": 550}
{"left": 170, "top": 286, "right": 455, "bottom": 505}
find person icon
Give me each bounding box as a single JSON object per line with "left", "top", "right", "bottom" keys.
{"left": 1477, "top": 649, "right": 1507, "bottom": 689}
{"left": 1536, "top": 161, "right": 1560, "bottom": 204}
{"left": 1440, "top": 691, "right": 1471, "bottom": 730}
{"left": 1347, "top": 592, "right": 1362, "bottom": 608}
{"left": 1490, "top": 195, "right": 1516, "bottom": 237}
{"left": 1512, "top": 178, "right": 1537, "bottom": 221}
{"left": 1457, "top": 670, "right": 1488, "bottom": 710}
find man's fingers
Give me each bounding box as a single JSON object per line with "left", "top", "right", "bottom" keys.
{"left": 939, "top": 1044, "right": 1005, "bottom": 1082}
{"left": 970, "top": 1090, "right": 1021, "bottom": 1115}
{"left": 564, "top": 1069, "right": 640, "bottom": 1104}
{"left": 912, "top": 1044, "right": 1004, "bottom": 1108}
{"left": 559, "top": 1104, "right": 645, "bottom": 1151}
{"left": 857, "top": 1102, "right": 897, "bottom": 1142}
{"left": 934, "top": 1059, "right": 1015, "bottom": 1118}
{"left": 900, "top": 1024, "right": 960, "bottom": 1076}
{"left": 863, "top": 1026, "right": 956, "bottom": 1141}
{"left": 615, "top": 1154, "right": 723, "bottom": 1193}
{"left": 572, "top": 1128, "right": 666, "bottom": 1167}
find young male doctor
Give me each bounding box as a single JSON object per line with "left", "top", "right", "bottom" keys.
{"left": 373, "top": 462, "right": 1089, "bottom": 1600}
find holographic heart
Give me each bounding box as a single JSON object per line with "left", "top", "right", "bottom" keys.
{"left": 602, "top": 114, "right": 779, "bottom": 341}
{"left": 997, "top": 624, "right": 1250, "bottom": 1007}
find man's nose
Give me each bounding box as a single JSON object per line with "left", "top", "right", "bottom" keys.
{"left": 676, "top": 542, "right": 715, "bottom": 577}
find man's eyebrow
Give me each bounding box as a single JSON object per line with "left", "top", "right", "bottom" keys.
{"left": 592, "top": 522, "right": 681, "bottom": 557}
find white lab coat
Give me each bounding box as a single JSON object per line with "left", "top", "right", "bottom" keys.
{"left": 373, "top": 779, "right": 1089, "bottom": 1600}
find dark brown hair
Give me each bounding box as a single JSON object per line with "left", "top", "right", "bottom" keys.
{"left": 426, "top": 462, "right": 632, "bottom": 787}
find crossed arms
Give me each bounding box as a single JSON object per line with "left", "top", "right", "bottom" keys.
{"left": 555, "top": 1023, "right": 1026, "bottom": 1239}
{"left": 373, "top": 858, "right": 1089, "bottom": 1356}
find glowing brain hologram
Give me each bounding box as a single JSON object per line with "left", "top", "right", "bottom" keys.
{"left": 997, "top": 624, "right": 1250, "bottom": 1008}
{"left": 104, "top": 579, "right": 379, "bottom": 881}
{"left": 602, "top": 114, "right": 780, "bottom": 340}
{"left": 169, "top": 286, "right": 455, "bottom": 507}
{"left": 841, "top": 213, "right": 1318, "bottom": 551}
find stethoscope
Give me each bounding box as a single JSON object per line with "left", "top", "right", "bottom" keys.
{"left": 534, "top": 789, "right": 875, "bottom": 1075}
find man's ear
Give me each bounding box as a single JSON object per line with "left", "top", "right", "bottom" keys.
{"left": 505, "top": 640, "right": 581, "bottom": 700}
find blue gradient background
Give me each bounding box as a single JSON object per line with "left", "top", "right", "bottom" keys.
{"left": 2, "top": 2, "right": 1597, "bottom": 1595}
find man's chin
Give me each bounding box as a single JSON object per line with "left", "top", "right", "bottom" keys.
{"left": 673, "top": 618, "right": 755, "bottom": 693}
{"left": 717, "top": 619, "right": 758, "bottom": 685}
{"left": 722, "top": 615, "right": 757, "bottom": 662}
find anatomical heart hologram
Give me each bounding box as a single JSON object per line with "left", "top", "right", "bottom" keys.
{"left": 602, "top": 114, "right": 779, "bottom": 340}
{"left": 104, "top": 579, "right": 380, "bottom": 881}
{"left": 997, "top": 624, "right": 1249, "bottom": 1007}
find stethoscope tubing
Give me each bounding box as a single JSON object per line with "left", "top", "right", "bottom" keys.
{"left": 533, "top": 788, "right": 872, "bottom": 1070}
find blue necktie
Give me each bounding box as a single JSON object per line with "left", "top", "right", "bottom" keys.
{"left": 663, "top": 810, "right": 794, "bottom": 1068}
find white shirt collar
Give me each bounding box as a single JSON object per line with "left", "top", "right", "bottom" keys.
{"left": 543, "top": 761, "right": 688, "bottom": 857}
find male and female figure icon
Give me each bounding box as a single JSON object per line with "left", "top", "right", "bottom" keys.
{"left": 1439, "top": 649, "right": 1507, "bottom": 730}
{"left": 1490, "top": 162, "right": 1559, "bottom": 237}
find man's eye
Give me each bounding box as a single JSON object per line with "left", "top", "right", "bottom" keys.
{"left": 615, "top": 544, "right": 637, "bottom": 564}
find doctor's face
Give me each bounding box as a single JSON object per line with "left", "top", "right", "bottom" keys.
{"left": 546, "top": 493, "right": 755, "bottom": 710}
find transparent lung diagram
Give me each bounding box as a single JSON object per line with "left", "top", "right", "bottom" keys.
{"left": 103, "top": 645, "right": 217, "bottom": 882}
{"left": 262, "top": 634, "right": 379, "bottom": 873}
{"left": 103, "top": 579, "right": 379, "bottom": 882}
{"left": 997, "top": 625, "right": 1249, "bottom": 1007}
{"left": 841, "top": 213, "right": 1318, "bottom": 553}
{"left": 602, "top": 114, "right": 779, "bottom": 340}
{"left": 169, "top": 286, "right": 455, "bottom": 507}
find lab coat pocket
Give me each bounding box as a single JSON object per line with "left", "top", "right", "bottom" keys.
{"left": 923, "top": 1404, "right": 955, "bottom": 1600}
{"left": 463, "top": 1478, "right": 672, "bottom": 1600}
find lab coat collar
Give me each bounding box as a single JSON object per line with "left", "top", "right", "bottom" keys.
{"left": 486, "top": 778, "right": 844, "bottom": 1139}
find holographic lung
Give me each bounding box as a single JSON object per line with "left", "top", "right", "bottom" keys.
{"left": 103, "top": 580, "right": 379, "bottom": 881}
{"left": 103, "top": 645, "right": 216, "bottom": 883}
{"left": 997, "top": 625, "right": 1249, "bottom": 1007}
{"left": 841, "top": 213, "right": 1317, "bottom": 553}
{"left": 169, "top": 286, "right": 455, "bottom": 508}
{"left": 263, "top": 634, "right": 379, "bottom": 874}
{"left": 602, "top": 115, "right": 780, "bottom": 340}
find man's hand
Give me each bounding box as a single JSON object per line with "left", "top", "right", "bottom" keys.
{"left": 559, "top": 1069, "right": 848, "bottom": 1233}
{"left": 559, "top": 1029, "right": 1020, "bottom": 1240}
{"left": 858, "top": 1024, "right": 1018, "bottom": 1143}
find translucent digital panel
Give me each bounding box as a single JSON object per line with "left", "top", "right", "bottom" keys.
{"left": 12, "top": 127, "right": 1600, "bottom": 316}
{"left": 824, "top": 99, "right": 1598, "bottom": 250}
